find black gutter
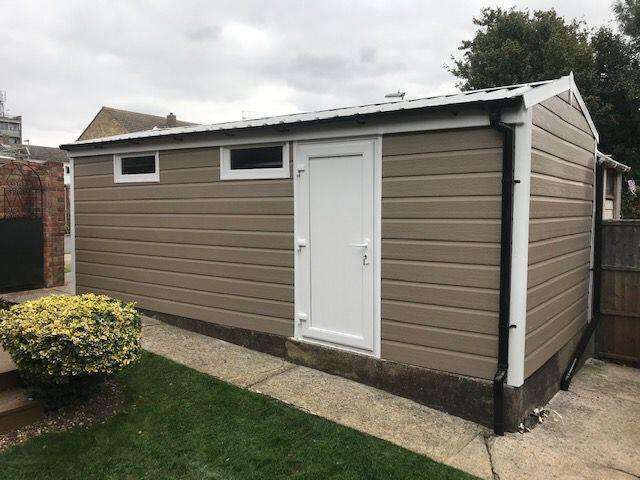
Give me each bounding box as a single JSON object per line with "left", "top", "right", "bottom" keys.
{"left": 489, "top": 110, "right": 516, "bottom": 436}
{"left": 561, "top": 159, "right": 604, "bottom": 390}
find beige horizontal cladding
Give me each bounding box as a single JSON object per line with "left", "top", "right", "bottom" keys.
{"left": 382, "top": 319, "right": 497, "bottom": 357}
{"left": 76, "top": 251, "right": 293, "bottom": 285}
{"left": 76, "top": 285, "right": 293, "bottom": 337}
{"left": 537, "top": 95, "right": 592, "bottom": 135}
{"left": 530, "top": 173, "right": 593, "bottom": 200}
{"left": 382, "top": 239, "right": 500, "bottom": 266}
{"left": 77, "top": 272, "right": 292, "bottom": 319}
{"left": 383, "top": 219, "right": 500, "bottom": 242}
{"left": 382, "top": 148, "right": 502, "bottom": 177}
{"left": 529, "top": 197, "right": 592, "bottom": 219}
{"left": 381, "top": 127, "right": 502, "bottom": 379}
{"left": 77, "top": 261, "right": 293, "bottom": 302}
{"left": 527, "top": 248, "right": 590, "bottom": 288}
{"left": 383, "top": 173, "right": 501, "bottom": 198}
{"left": 383, "top": 259, "right": 499, "bottom": 289}
{"left": 76, "top": 226, "right": 293, "bottom": 250}
{"left": 528, "top": 233, "right": 591, "bottom": 265}
{"left": 531, "top": 102, "right": 594, "bottom": 151}
{"left": 75, "top": 213, "right": 293, "bottom": 232}
{"left": 525, "top": 296, "right": 588, "bottom": 355}
{"left": 383, "top": 196, "right": 501, "bottom": 219}
{"left": 528, "top": 216, "right": 591, "bottom": 242}
{"left": 382, "top": 280, "right": 498, "bottom": 313}
{"left": 525, "top": 93, "right": 595, "bottom": 379}
{"left": 382, "top": 128, "right": 502, "bottom": 156}
{"left": 381, "top": 300, "right": 497, "bottom": 335}
{"left": 381, "top": 340, "right": 497, "bottom": 379}
{"left": 527, "top": 265, "right": 590, "bottom": 311}
{"left": 531, "top": 126, "right": 593, "bottom": 167}
{"left": 524, "top": 319, "right": 585, "bottom": 378}
{"left": 531, "top": 149, "right": 593, "bottom": 185}
{"left": 75, "top": 180, "right": 292, "bottom": 201}
{"left": 75, "top": 237, "right": 293, "bottom": 267}
{"left": 75, "top": 197, "right": 293, "bottom": 215}
{"left": 527, "top": 279, "right": 589, "bottom": 332}
{"left": 76, "top": 166, "right": 220, "bottom": 189}
{"left": 74, "top": 148, "right": 294, "bottom": 338}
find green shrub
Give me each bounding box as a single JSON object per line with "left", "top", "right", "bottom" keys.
{"left": 0, "top": 294, "right": 141, "bottom": 406}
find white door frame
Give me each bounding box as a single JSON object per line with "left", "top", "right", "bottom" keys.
{"left": 293, "top": 136, "right": 381, "bottom": 358}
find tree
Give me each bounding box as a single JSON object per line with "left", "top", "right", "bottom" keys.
{"left": 449, "top": 8, "right": 597, "bottom": 92}
{"left": 589, "top": 28, "right": 640, "bottom": 174}
{"left": 614, "top": 0, "right": 640, "bottom": 45}
{"left": 450, "top": 6, "right": 640, "bottom": 216}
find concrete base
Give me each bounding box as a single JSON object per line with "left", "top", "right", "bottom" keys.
{"left": 504, "top": 330, "right": 583, "bottom": 430}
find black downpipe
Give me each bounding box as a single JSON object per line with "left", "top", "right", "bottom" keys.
{"left": 560, "top": 160, "right": 604, "bottom": 390}
{"left": 490, "top": 111, "right": 516, "bottom": 436}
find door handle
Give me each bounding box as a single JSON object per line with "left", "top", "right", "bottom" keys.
{"left": 349, "top": 241, "right": 369, "bottom": 248}
{"left": 349, "top": 239, "right": 370, "bottom": 265}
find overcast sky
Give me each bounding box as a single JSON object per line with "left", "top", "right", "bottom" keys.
{"left": 1, "top": 0, "right": 616, "bottom": 147}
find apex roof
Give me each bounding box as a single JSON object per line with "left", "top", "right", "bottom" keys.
{"left": 77, "top": 106, "right": 198, "bottom": 141}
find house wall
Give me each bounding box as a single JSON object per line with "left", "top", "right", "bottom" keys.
{"left": 73, "top": 147, "right": 295, "bottom": 337}
{"left": 380, "top": 128, "right": 503, "bottom": 379}
{"left": 525, "top": 92, "right": 596, "bottom": 378}
{"left": 74, "top": 127, "right": 505, "bottom": 380}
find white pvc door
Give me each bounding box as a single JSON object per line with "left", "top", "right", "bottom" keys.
{"left": 295, "top": 139, "right": 375, "bottom": 353}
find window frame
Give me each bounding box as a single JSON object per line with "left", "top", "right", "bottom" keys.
{"left": 605, "top": 169, "right": 616, "bottom": 199}
{"left": 220, "top": 142, "right": 290, "bottom": 180}
{"left": 113, "top": 151, "right": 160, "bottom": 183}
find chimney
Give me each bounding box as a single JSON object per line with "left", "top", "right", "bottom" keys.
{"left": 166, "top": 113, "right": 177, "bottom": 127}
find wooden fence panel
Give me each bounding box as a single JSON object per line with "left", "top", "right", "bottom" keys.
{"left": 597, "top": 220, "right": 640, "bottom": 366}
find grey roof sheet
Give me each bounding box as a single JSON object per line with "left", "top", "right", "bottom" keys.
{"left": 64, "top": 79, "right": 556, "bottom": 148}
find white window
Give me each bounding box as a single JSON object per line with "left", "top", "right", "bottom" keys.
{"left": 113, "top": 152, "right": 160, "bottom": 183}
{"left": 220, "top": 143, "right": 289, "bottom": 180}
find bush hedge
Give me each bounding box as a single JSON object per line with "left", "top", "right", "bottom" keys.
{"left": 0, "top": 294, "right": 141, "bottom": 404}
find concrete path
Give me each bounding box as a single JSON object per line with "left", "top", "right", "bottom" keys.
{"left": 142, "top": 319, "right": 640, "bottom": 480}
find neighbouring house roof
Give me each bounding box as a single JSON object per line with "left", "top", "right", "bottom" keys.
{"left": 62, "top": 74, "right": 599, "bottom": 150}
{"left": 77, "top": 106, "right": 198, "bottom": 141}
{"left": 597, "top": 151, "right": 631, "bottom": 173}
{"left": 0, "top": 143, "right": 68, "bottom": 163}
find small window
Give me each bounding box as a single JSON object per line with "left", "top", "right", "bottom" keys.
{"left": 220, "top": 143, "right": 289, "bottom": 180}
{"left": 606, "top": 170, "right": 616, "bottom": 198}
{"left": 114, "top": 152, "right": 159, "bottom": 183}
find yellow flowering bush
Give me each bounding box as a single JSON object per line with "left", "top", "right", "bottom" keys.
{"left": 0, "top": 294, "right": 141, "bottom": 390}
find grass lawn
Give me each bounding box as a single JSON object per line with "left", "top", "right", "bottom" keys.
{"left": 0, "top": 352, "right": 476, "bottom": 480}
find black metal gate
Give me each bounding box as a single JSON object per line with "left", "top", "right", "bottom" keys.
{"left": 0, "top": 160, "right": 44, "bottom": 291}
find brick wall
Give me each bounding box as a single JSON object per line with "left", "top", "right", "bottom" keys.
{"left": 40, "top": 161, "right": 65, "bottom": 287}
{"left": 0, "top": 160, "right": 64, "bottom": 288}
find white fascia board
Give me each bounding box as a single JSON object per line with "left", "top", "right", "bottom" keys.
{"left": 68, "top": 157, "right": 77, "bottom": 294}
{"left": 569, "top": 80, "right": 599, "bottom": 143}
{"left": 522, "top": 74, "right": 599, "bottom": 143}
{"left": 507, "top": 105, "right": 532, "bottom": 388}
{"left": 522, "top": 76, "right": 572, "bottom": 109}
{"left": 66, "top": 107, "right": 524, "bottom": 158}
{"left": 587, "top": 140, "right": 598, "bottom": 323}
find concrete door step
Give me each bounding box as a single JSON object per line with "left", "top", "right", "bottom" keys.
{"left": 0, "top": 388, "right": 43, "bottom": 434}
